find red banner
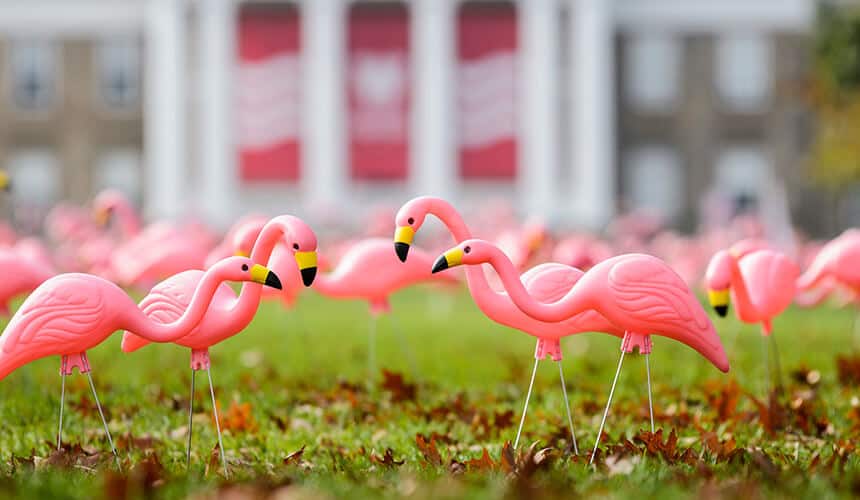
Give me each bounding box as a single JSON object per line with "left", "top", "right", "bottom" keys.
{"left": 457, "top": 3, "right": 518, "bottom": 180}
{"left": 236, "top": 5, "right": 301, "bottom": 181}
{"left": 347, "top": 4, "right": 410, "bottom": 181}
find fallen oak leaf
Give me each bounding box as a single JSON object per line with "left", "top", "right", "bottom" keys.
{"left": 370, "top": 448, "right": 404, "bottom": 468}
{"left": 283, "top": 445, "right": 306, "bottom": 466}
{"left": 464, "top": 448, "right": 496, "bottom": 471}
{"left": 415, "top": 433, "right": 443, "bottom": 467}
{"left": 381, "top": 370, "right": 417, "bottom": 403}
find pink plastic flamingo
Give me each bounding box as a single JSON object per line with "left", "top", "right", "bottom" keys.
{"left": 796, "top": 229, "right": 860, "bottom": 305}
{"left": 120, "top": 215, "right": 317, "bottom": 473}
{"left": 429, "top": 239, "right": 728, "bottom": 463}
{"left": 394, "top": 197, "right": 625, "bottom": 452}
{"left": 93, "top": 190, "right": 213, "bottom": 288}
{"left": 705, "top": 242, "right": 799, "bottom": 391}
{"left": 313, "top": 237, "right": 456, "bottom": 377}
{"left": 0, "top": 256, "right": 282, "bottom": 463}
{"left": 0, "top": 249, "right": 55, "bottom": 316}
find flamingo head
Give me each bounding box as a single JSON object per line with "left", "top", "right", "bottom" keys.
{"left": 231, "top": 220, "right": 266, "bottom": 257}
{"left": 393, "top": 198, "right": 433, "bottom": 262}
{"left": 432, "top": 239, "right": 490, "bottom": 273}
{"left": 92, "top": 189, "right": 128, "bottom": 226}
{"left": 212, "top": 256, "right": 283, "bottom": 290}
{"left": 705, "top": 250, "right": 733, "bottom": 317}
{"left": 231, "top": 216, "right": 319, "bottom": 287}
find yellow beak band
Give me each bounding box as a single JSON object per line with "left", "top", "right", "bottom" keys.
{"left": 443, "top": 248, "right": 464, "bottom": 267}
{"left": 294, "top": 251, "right": 318, "bottom": 270}
{"left": 394, "top": 226, "right": 415, "bottom": 245}
{"left": 250, "top": 264, "right": 271, "bottom": 284}
{"left": 708, "top": 289, "right": 730, "bottom": 308}
{"left": 94, "top": 209, "right": 110, "bottom": 226}
{"left": 0, "top": 171, "right": 9, "bottom": 191}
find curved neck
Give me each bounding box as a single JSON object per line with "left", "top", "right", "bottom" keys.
{"left": 481, "top": 245, "right": 589, "bottom": 323}
{"left": 728, "top": 256, "right": 758, "bottom": 319}
{"left": 424, "top": 198, "right": 510, "bottom": 317}
{"left": 426, "top": 198, "right": 472, "bottom": 241}
{"left": 121, "top": 267, "right": 229, "bottom": 342}
{"left": 113, "top": 201, "right": 141, "bottom": 237}
{"left": 227, "top": 215, "right": 304, "bottom": 321}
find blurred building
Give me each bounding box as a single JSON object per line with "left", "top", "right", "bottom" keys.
{"left": 0, "top": 0, "right": 835, "bottom": 234}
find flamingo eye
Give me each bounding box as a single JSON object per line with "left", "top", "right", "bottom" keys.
{"left": 241, "top": 264, "right": 249, "bottom": 271}
{"left": 464, "top": 246, "right": 471, "bottom": 254}
{"left": 293, "top": 243, "right": 300, "bottom": 250}
{"left": 408, "top": 217, "right": 415, "bottom": 225}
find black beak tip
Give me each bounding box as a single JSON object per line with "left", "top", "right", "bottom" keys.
{"left": 301, "top": 267, "right": 317, "bottom": 287}
{"left": 714, "top": 305, "right": 728, "bottom": 317}
{"left": 431, "top": 256, "right": 449, "bottom": 274}
{"left": 394, "top": 242, "right": 410, "bottom": 262}
{"left": 265, "top": 271, "right": 283, "bottom": 290}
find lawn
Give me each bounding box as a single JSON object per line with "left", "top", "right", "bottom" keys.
{"left": 0, "top": 285, "right": 859, "bottom": 499}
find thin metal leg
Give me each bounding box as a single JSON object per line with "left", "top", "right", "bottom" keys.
{"left": 57, "top": 370, "right": 66, "bottom": 450}
{"left": 186, "top": 368, "right": 196, "bottom": 468}
{"left": 770, "top": 334, "right": 784, "bottom": 394}
{"left": 645, "top": 354, "right": 655, "bottom": 433}
{"left": 590, "top": 350, "right": 626, "bottom": 465}
{"left": 514, "top": 358, "right": 540, "bottom": 450}
{"left": 557, "top": 361, "right": 579, "bottom": 455}
{"left": 761, "top": 334, "right": 771, "bottom": 394}
{"left": 86, "top": 371, "right": 120, "bottom": 468}
{"left": 368, "top": 316, "right": 377, "bottom": 382}
{"left": 389, "top": 313, "right": 420, "bottom": 378}
{"left": 207, "top": 368, "right": 228, "bottom": 477}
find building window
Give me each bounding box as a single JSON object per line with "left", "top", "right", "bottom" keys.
{"left": 457, "top": 1, "right": 518, "bottom": 180}
{"left": 347, "top": 2, "right": 410, "bottom": 181}
{"left": 715, "top": 146, "right": 771, "bottom": 215}
{"left": 8, "top": 40, "right": 57, "bottom": 111}
{"left": 96, "top": 149, "right": 142, "bottom": 204}
{"left": 623, "top": 146, "right": 684, "bottom": 219}
{"left": 96, "top": 37, "right": 141, "bottom": 110}
{"left": 716, "top": 34, "right": 772, "bottom": 111}
{"left": 624, "top": 34, "right": 681, "bottom": 112}
{"left": 7, "top": 149, "right": 61, "bottom": 205}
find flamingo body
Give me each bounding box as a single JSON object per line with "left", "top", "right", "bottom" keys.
{"left": 314, "top": 238, "right": 455, "bottom": 314}
{"left": 0, "top": 250, "right": 55, "bottom": 315}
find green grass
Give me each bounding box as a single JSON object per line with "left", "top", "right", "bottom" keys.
{"left": 1, "top": 286, "right": 859, "bottom": 499}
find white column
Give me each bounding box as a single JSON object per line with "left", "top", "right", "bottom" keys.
{"left": 302, "top": 0, "right": 346, "bottom": 210}
{"left": 518, "top": 0, "right": 559, "bottom": 219}
{"left": 411, "top": 0, "right": 457, "bottom": 199}
{"left": 198, "top": 0, "right": 237, "bottom": 229}
{"left": 144, "top": 0, "right": 185, "bottom": 220}
{"left": 569, "top": 0, "right": 615, "bottom": 229}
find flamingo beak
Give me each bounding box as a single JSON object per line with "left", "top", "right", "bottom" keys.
{"left": 432, "top": 248, "right": 464, "bottom": 274}
{"left": 251, "top": 264, "right": 282, "bottom": 290}
{"left": 94, "top": 207, "right": 111, "bottom": 227}
{"left": 394, "top": 226, "right": 414, "bottom": 262}
{"left": 0, "top": 171, "right": 10, "bottom": 192}
{"left": 708, "top": 289, "right": 730, "bottom": 317}
{"left": 295, "top": 251, "right": 318, "bottom": 286}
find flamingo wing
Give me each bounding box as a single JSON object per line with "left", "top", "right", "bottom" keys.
{"left": 121, "top": 270, "right": 235, "bottom": 352}
{"left": 739, "top": 251, "right": 799, "bottom": 317}
{"left": 606, "top": 255, "right": 727, "bottom": 371}
{"left": 0, "top": 275, "right": 113, "bottom": 379}
{"left": 521, "top": 263, "right": 584, "bottom": 303}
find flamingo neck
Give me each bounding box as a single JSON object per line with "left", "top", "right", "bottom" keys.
{"left": 424, "top": 198, "right": 510, "bottom": 317}
{"left": 114, "top": 201, "right": 141, "bottom": 237}
{"left": 728, "top": 256, "right": 758, "bottom": 320}
{"left": 225, "top": 216, "right": 305, "bottom": 324}
{"left": 484, "top": 246, "right": 588, "bottom": 323}
{"left": 425, "top": 198, "right": 473, "bottom": 241}
{"left": 123, "top": 266, "right": 227, "bottom": 342}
